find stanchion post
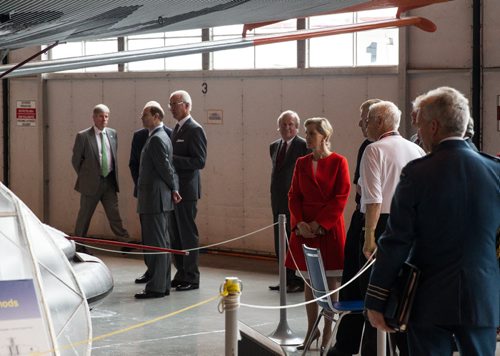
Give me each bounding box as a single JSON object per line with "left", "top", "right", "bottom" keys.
{"left": 377, "top": 330, "right": 386, "bottom": 356}
{"left": 223, "top": 277, "right": 241, "bottom": 356}
{"left": 269, "top": 214, "right": 302, "bottom": 346}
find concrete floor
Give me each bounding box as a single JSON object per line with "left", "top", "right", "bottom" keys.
{"left": 88, "top": 251, "right": 500, "bottom": 356}
{"left": 89, "top": 251, "right": 319, "bottom": 356}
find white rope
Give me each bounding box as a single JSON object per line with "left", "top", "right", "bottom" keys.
{"left": 240, "top": 257, "right": 376, "bottom": 310}
{"left": 74, "top": 222, "right": 278, "bottom": 255}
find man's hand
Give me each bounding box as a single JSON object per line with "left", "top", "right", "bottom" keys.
{"left": 297, "top": 222, "right": 315, "bottom": 238}
{"left": 172, "top": 191, "right": 182, "bottom": 204}
{"left": 366, "top": 309, "right": 394, "bottom": 333}
{"left": 363, "top": 229, "right": 377, "bottom": 259}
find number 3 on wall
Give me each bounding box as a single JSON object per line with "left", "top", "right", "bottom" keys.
{"left": 202, "top": 82, "right": 208, "bottom": 94}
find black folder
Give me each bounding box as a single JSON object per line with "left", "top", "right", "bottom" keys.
{"left": 383, "top": 262, "right": 421, "bottom": 332}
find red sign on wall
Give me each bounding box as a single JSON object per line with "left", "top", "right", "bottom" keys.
{"left": 16, "top": 100, "right": 37, "bottom": 127}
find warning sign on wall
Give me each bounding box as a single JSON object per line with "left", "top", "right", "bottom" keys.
{"left": 16, "top": 100, "right": 37, "bottom": 127}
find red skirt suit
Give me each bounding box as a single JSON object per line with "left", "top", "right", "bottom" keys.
{"left": 285, "top": 152, "right": 350, "bottom": 271}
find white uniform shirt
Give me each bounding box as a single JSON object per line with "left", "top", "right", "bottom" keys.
{"left": 359, "top": 133, "right": 425, "bottom": 214}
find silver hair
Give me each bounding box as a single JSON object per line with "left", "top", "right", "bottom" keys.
{"left": 368, "top": 101, "right": 401, "bottom": 130}
{"left": 93, "top": 104, "right": 110, "bottom": 115}
{"left": 417, "top": 86, "right": 469, "bottom": 137}
{"left": 304, "top": 117, "right": 333, "bottom": 148}
{"left": 170, "top": 90, "right": 192, "bottom": 109}
{"left": 277, "top": 110, "right": 300, "bottom": 128}
{"left": 465, "top": 117, "right": 474, "bottom": 138}
{"left": 359, "top": 99, "right": 382, "bottom": 113}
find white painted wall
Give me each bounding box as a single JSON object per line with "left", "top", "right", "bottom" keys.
{"left": 43, "top": 70, "right": 398, "bottom": 254}
{"left": 2, "top": 0, "right": 499, "bottom": 255}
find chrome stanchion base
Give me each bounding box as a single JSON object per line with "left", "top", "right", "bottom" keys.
{"left": 269, "top": 320, "right": 303, "bottom": 346}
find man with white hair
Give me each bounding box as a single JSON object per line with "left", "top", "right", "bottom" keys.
{"left": 269, "top": 110, "right": 310, "bottom": 293}
{"left": 72, "top": 104, "right": 132, "bottom": 251}
{"left": 135, "top": 101, "right": 181, "bottom": 299}
{"left": 357, "top": 100, "right": 425, "bottom": 355}
{"left": 168, "top": 90, "right": 207, "bottom": 292}
{"left": 366, "top": 87, "right": 499, "bottom": 355}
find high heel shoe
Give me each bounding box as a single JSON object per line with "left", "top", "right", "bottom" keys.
{"left": 320, "top": 327, "right": 333, "bottom": 355}
{"left": 296, "top": 329, "right": 321, "bottom": 350}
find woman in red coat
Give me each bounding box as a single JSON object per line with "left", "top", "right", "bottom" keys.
{"left": 285, "top": 117, "right": 351, "bottom": 353}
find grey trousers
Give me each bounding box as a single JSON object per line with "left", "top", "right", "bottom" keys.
{"left": 74, "top": 175, "right": 129, "bottom": 241}
{"left": 140, "top": 212, "right": 171, "bottom": 293}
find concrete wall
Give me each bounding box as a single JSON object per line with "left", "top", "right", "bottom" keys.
{"left": 42, "top": 70, "right": 398, "bottom": 254}
{"left": 1, "top": 0, "right": 499, "bottom": 255}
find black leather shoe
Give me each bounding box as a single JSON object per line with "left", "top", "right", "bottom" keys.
{"left": 176, "top": 283, "right": 199, "bottom": 291}
{"left": 268, "top": 285, "right": 280, "bottom": 291}
{"left": 171, "top": 279, "right": 183, "bottom": 288}
{"left": 134, "top": 290, "right": 167, "bottom": 299}
{"left": 135, "top": 273, "right": 151, "bottom": 284}
{"left": 287, "top": 284, "right": 305, "bottom": 293}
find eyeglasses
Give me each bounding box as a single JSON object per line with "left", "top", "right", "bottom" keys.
{"left": 168, "top": 101, "right": 185, "bottom": 109}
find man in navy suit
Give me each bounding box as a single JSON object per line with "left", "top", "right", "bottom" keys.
{"left": 269, "top": 110, "right": 310, "bottom": 293}
{"left": 365, "top": 87, "right": 500, "bottom": 355}
{"left": 168, "top": 90, "right": 207, "bottom": 291}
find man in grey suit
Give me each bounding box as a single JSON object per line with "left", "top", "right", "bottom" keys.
{"left": 269, "top": 110, "right": 310, "bottom": 293}
{"left": 72, "top": 104, "right": 131, "bottom": 247}
{"left": 135, "top": 101, "right": 181, "bottom": 299}
{"left": 168, "top": 90, "right": 207, "bottom": 292}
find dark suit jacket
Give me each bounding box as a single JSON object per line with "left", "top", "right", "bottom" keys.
{"left": 137, "top": 127, "right": 178, "bottom": 214}
{"left": 72, "top": 126, "right": 120, "bottom": 195}
{"left": 366, "top": 140, "right": 500, "bottom": 327}
{"left": 270, "top": 135, "right": 310, "bottom": 214}
{"left": 129, "top": 125, "right": 172, "bottom": 197}
{"left": 171, "top": 117, "right": 207, "bottom": 201}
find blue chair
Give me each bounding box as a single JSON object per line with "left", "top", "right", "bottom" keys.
{"left": 301, "top": 244, "right": 365, "bottom": 355}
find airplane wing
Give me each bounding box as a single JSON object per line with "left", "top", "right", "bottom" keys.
{"left": 0, "top": 0, "right": 449, "bottom": 50}
{"left": 0, "top": 0, "right": 450, "bottom": 78}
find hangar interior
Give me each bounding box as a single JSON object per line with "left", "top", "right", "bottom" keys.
{"left": 0, "top": 1, "right": 499, "bottom": 354}
{"left": 0, "top": 1, "right": 499, "bottom": 255}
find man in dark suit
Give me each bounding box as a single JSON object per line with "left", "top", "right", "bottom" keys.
{"left": 129, "top": 107, "right": 173, "bottom": 284}
{"left": 134, "top": 101, "right": 181, "bottom": 299}
{"left": 269, "top": 110, "right": 309, "bottom": 293}
{"left": 72, "top": 104, "right": 132, "bottom": 246}
{"left": 366, "top": 87, "right": 500, "bottom": 355}
{"left": 168, "top": 90, "right": 207, "bottom": 292}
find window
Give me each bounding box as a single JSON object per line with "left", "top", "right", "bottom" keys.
{"left": 44, "top": 8, "right": 398, "bottom": 73}
{"left": 126, "top": 30, "right": 202, "bottom": 71}
{"left": 308, "top": 8, "right": 398, "bottom": 67}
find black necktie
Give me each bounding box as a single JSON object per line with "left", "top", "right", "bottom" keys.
{"left": 276, "top": 141, "right": 287, "bottom": 168}
{"left": 172, "top": 123, "right": 180, "bottom": 141}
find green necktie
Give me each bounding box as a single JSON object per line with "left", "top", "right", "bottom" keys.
{"left": 101, "top": 132, "right": 109, "bottom": 177}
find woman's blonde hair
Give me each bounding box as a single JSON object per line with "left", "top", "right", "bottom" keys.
{"left": 304, "top": 117, "right": 333, "bottom": 147}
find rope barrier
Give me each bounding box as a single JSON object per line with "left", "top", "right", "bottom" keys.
{"left": 68, "top": 236, "right": 188, "bottom": 255}
{"left": 70, "top": 222, "right": 278, "bottom": 256}
{"left": 240, "top": 257, "right": 376, "bottom": 310}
